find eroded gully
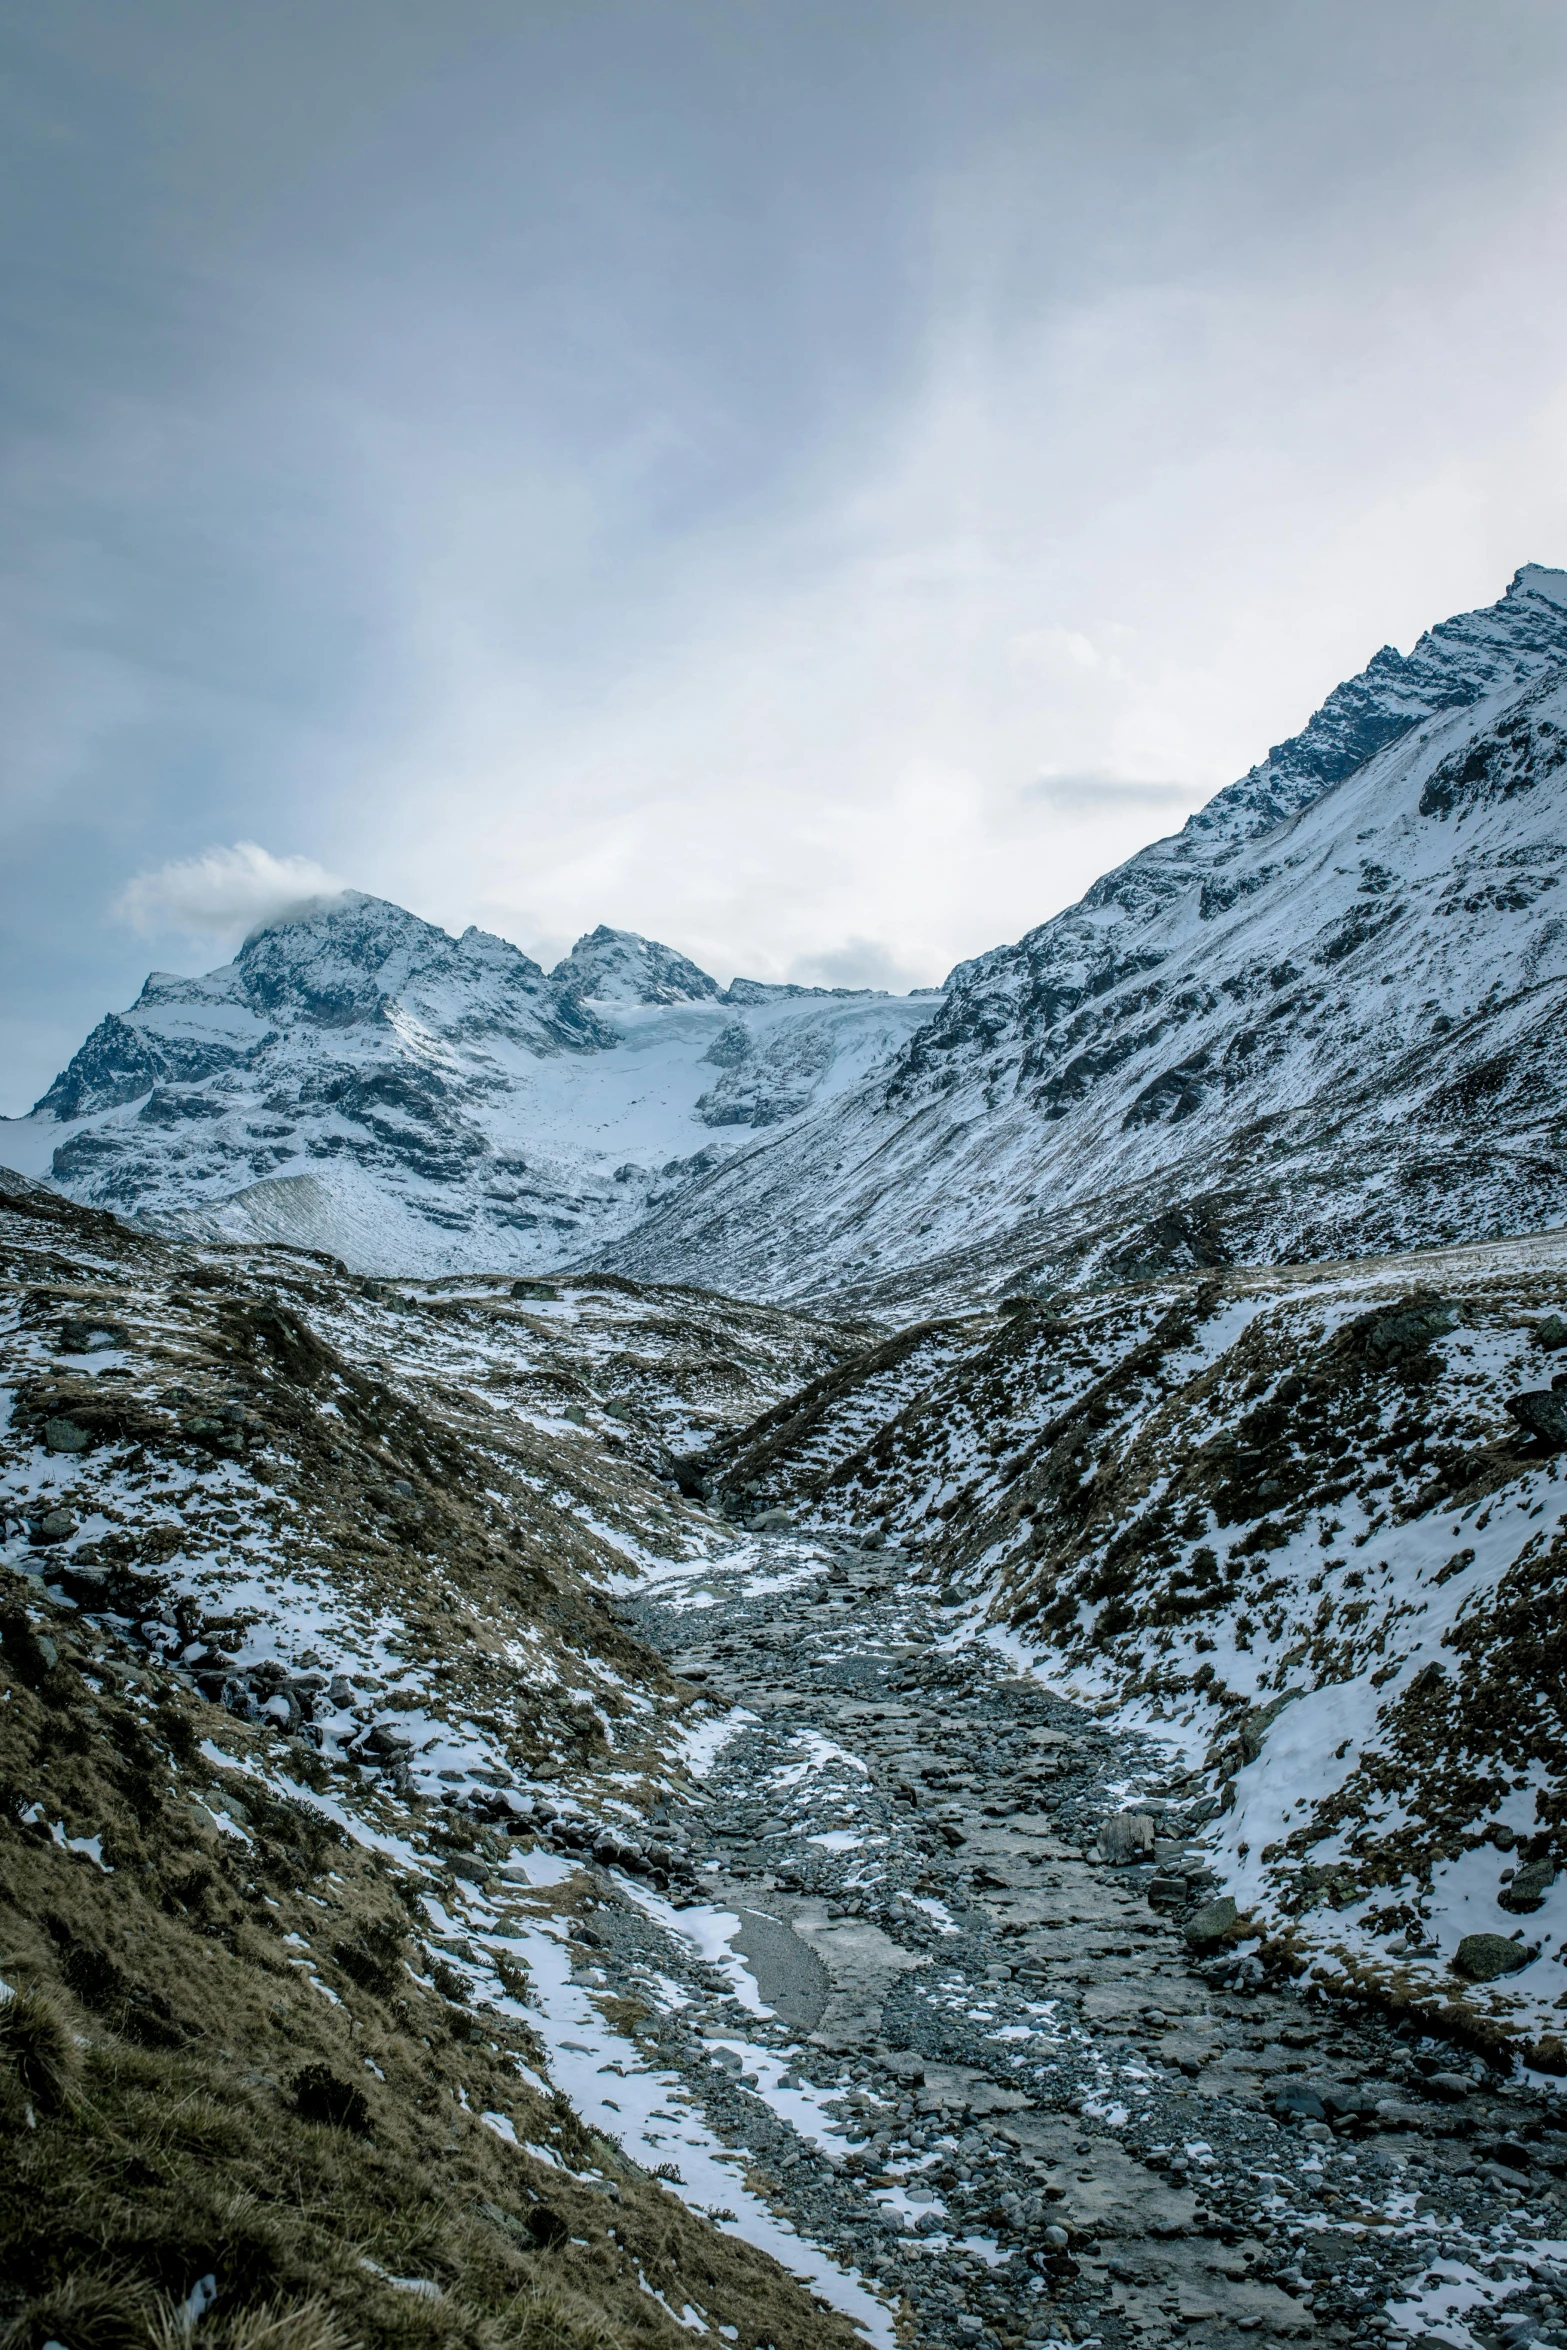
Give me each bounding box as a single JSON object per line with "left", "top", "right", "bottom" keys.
{"left": 526, "top": 1531, "right": 1567, "bottom": 2350}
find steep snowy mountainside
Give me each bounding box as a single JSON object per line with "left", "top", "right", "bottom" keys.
{"left": 611, "top": 566, "right": 1567, "bottom": 1313}
{"left": 1192, "top": 558, "right": 1567, "bottom": 843}
{"left": 2, "top": 898, "right": 936, "bottom": 1276}
{"left": 699, "top": 1228, "right": 1567, "bottom": 2066}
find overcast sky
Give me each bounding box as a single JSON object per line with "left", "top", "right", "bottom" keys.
{"left": 5, "top": 0, "right": 1567, "bottom": 1110}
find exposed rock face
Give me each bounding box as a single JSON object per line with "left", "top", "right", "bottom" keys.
{"left": 3, "top": 901, "right": 933, "bottom": 1275}
{"left": 549, "top": 923, "right": 722, "bottom": 1006}
{"left": 611, "top": 565, "right": 1567, "bottom": 1313}
{"left": 14, "top": 567, "right": 1567, "bottom": 1312}
{"left": 17, "top": 568, "right": 1567, "bottom": 1314}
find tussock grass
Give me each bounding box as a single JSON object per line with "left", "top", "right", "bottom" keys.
{"left": 0, "top": 1649, "right": 853, "bottom": 2350}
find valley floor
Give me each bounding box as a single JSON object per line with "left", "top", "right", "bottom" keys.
{"left": 593, "top": 1528, "right": 1567, "bottom": 2350}
{"left": 4, "top": 1166, "right": 1567, "bottom": 2350}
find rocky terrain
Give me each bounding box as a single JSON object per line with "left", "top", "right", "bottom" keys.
{"left": 0, "top": 1169, "right": 877, "bottom": 2350}
{"left": 8, "top": 1169, "right": 1567, "bottom": 2350}
{"left": 8, "top": 563, "right": 1567, "bottom": 2350}
{"left": 696, "top": 1231, "right": 1567, "bottom": 2061}
{"left": 609, "top": 1535, "right": 1567, "bottom": 2350}
{"left": 0, "top": 911, "right": 935, "bottom": 1278}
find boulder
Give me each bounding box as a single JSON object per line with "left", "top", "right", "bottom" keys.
{"left": 1184, "top": 1895, "right": 1240, "bottom": 1947}
{"left": 1372, "top": 2097, "right": 1430, "bottom": 2128}
{"left": 1240, "top": 1690, "right": 1303, "bottom": 1765}
{"left": 1422, "top": 2070, "right": 1478, "bottom": 2101}
{"left": 1506, "top": 1388, "right": 1567, "bottom": 1448}
{"left": 1316, "top": 2081, "right": 1374, "bottom": 2118}
{"left": 1499, "top": 1859, "right": 1558, "bottom": 1914}
{"left": 42, "top": 1417, "right": 90, "bottom": 1454}
{"left": 1272, "top": 2080, "right": 1326, "bottom": 2121}
{"left": 1452, "top": 1932, "right": 1533, "bottom": 1982}
{"left": 28, "top": 1508, "right": 78, "bottom": 1545}
{"left": 1099, "top": 1811, "right": 1157, "bottom": 1865}
{"left": 1363, "top": 1299, "right": 1459, "bottom": 1362}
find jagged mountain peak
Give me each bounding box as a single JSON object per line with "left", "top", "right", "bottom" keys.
{"left": 229, "top": 892, "right": 562, "bottom": 1023}
{"left": 11, "top": 563, "right": 1567, "bottom": 1299}
{"left": 1511, "top": 560, "right": 1567, "bottom": 608}
{"left": 608, "top": 564, "right": 1567, "bottom": 1310}
{"left": 550, "top": 924, "right": 721, "bottom": 1006}
{"left": 6, "top": 895, "right": 933, "bottom": 1272}
{"left": 1185, "top": 560, "right": 1567, "bottom": 849}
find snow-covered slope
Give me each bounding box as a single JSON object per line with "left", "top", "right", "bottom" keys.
{"left": 0, "top": 902, "right": 936, "bottom": 1275}
{"left": 700, "top": 1227, "right": 1567, "bottom": 2065}
{"left": 612, "top": 565, "right": 1567, "bottom": 1312}
{"left": 11, "top": 563, "right": 1567, "bottom": 1308}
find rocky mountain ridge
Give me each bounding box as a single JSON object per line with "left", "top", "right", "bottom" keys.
{"left": 11, "top": 563, "right": 1567, "bottom": 1313}
{"left": 612, "top": 565, "right": 1567, "bottom": 1313}
{"left": 1, "top": 904, "right": 936, "bottom": 1277}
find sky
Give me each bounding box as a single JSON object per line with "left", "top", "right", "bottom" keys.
{"left": 5, "top": 1, "right": 1567, "bottom": 1111}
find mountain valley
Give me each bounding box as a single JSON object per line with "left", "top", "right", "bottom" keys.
{"left": 6, "top": 566, "right": 1567, "bottom": 2350}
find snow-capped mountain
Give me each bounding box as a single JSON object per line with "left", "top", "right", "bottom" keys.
{"left": 612, "top": 564, "right": 1567, "bottom": 1312}
{"left": 0, "top": 903, "right": 937, "bottom": 1274}
{"left": 9, "top": 562, "right": 1567, "bottom": 1305}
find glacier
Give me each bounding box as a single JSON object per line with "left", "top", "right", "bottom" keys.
{"left": 0, "top": 905, "right": 936, "bottom": 1276}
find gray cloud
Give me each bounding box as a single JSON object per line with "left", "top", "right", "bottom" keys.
{"left": 4, "top": 2, "right": 1567, "bottom": 1108}
{"left": 1023, "top": 775, "right": 1211, "bottom": 813}
{"left": 786, "top": 937, "right": 934, "bottom": 993}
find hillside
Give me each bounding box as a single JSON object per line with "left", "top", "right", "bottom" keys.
{"left": 610, "top": 565, "right": 1567, "bottom": 1313}
{"left": 15, "top": 1176, "right": 1567, "bottom": 2350}
{"left": 0, "top": 1167, "right": 885, "bottom": 2350}
{"left": 697, "top": 1226, "right": 1567, "bottom": 2060}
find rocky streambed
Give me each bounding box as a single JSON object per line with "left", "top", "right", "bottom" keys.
{"left": 528, "top": 1533, "right": 1567, "bottom": 2350}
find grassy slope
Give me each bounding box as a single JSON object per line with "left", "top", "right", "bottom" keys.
{"left": 0, "top": 1173, "right": 861, "bottom": 2350}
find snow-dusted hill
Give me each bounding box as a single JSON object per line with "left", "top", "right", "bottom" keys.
{"left": 612, "top": 564, "right": 1567, "bottom": 1312}
{"left": 0, "top": 905, "right": 936, "bottom": 1274}
{"left": 701, "top": 1225, "right": 1567, "bottom": 2062}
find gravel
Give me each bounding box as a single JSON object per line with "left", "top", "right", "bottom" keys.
{"left": 541, "top": 1536, "right": 1567, "bottom": 2350}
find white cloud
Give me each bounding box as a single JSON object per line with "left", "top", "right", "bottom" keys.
{"left": 1023, "top": 773, "right": 1211, "bottom": 813}
{"left": 115, "top": 842, "right": 348, "bottom": 945}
